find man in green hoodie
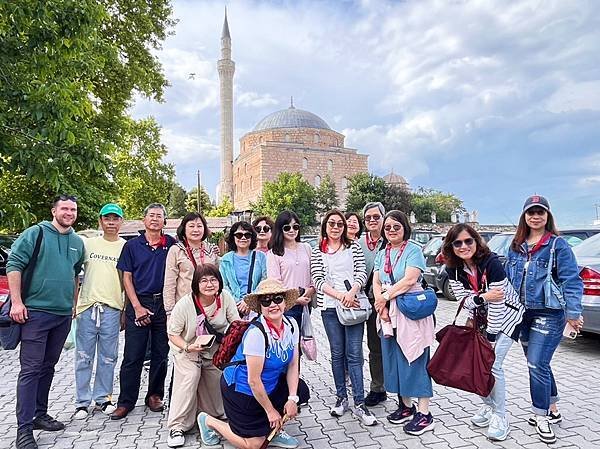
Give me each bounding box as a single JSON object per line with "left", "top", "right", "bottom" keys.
{"left": 7, "top": 194, "right": 85, "bottom": 449}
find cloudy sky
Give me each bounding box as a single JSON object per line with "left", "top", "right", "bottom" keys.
{"left": 132, "top": 0, "right": 600, "bottom": 225}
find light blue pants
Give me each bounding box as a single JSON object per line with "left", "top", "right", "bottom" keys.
{"left": 482, "top": 332, "right": 513, "bottom": 418}
{"left": 75, "top": 305, "right": 121, "bottom": 408}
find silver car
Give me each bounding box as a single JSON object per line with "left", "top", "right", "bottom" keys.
{"left": 572, "top": 233, "right": 600, "bottom": 335}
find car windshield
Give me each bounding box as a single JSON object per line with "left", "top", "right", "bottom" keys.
{"left": 573, "top": 233, "right": 600, "bottom": 258}
{"left": 487, "top": 234, "right": 514, "bottom": 257}
{"left": 0, "top": 235, "right": 16, "bottom": 251}
{"left": 423, "top": 237, "right": 443, "bottom": 256}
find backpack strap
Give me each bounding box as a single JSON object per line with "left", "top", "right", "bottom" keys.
{"left": 223, "top": 317, "right": 269, "bottom": 368}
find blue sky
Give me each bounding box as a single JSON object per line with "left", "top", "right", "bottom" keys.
{"left": 132, "top": 0, "right": 600, "bottom": 225}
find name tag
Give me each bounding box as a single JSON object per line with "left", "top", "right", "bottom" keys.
{"left": 417, "top": 294, "right": 426, "bottom": 302}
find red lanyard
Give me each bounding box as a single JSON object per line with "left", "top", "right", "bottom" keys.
{"left": 527, "top": 232, "right": 552, "bottom": 260}
{"left": 194, "top": 294, "right": 221, "bottom": 319}
{"left": 185, "top": 243, "right": 205, "bottom": 268}
{"left": 384, "top": 241, "right": 408, "bottom": 275}
{"left": 466, "top": 269, "right": 487, "bottom": 294}
{"left": 265, "top": 318, "right": 284, "bottom": 340}
{"left": 366, "top": 233, "right": 379, "bottom": 251}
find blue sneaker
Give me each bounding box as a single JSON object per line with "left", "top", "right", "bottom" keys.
{"left": 269, "top": 430, "right": 299, "bottom": 448}
{"left": 403, "top": 412, "right": 435, "bottom": 436}
{"left": 197, "top": 412, "right": 220, "bottom": 446}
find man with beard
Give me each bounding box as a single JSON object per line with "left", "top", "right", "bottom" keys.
{"left": 7, "top": 195, "right": 85, "bottom": 449}
{"left": 111, "top": 203, "right": 176, "bottom": 420}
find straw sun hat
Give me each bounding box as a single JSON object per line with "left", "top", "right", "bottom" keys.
{"left": 244, "top": 279, "right": 298, "bottom": 314}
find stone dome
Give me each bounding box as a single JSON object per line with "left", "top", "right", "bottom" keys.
{"left": 253, "top": 105, "right": 331, "bottom": 131}
{"left": 383, "top": 171, "right": 409, "bottom": 187}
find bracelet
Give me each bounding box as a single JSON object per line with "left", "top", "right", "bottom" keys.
{"left": 382, "top": 291, "right": 390, "bottom": 301}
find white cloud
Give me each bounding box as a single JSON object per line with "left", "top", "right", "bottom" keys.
{"left": 236, "top": 91, "right": 279, "bottom": 108}
{"left": 161, "top": 128, "right": 219, "bottom": 163}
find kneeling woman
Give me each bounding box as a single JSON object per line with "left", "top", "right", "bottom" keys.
{"left": 166, "top": 264, "right": 239, "bottom": 448}
{"left": 198, "top": 279, "right": 309, "bottom": 449}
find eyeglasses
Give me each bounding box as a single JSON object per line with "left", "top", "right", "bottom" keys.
{"left": 255, "top": 225, "right": 271, "bottom": 233}
{"left": 199, "top": 277, "right": 219, "bottom": 285}
{"left": 452, "top": 238, "right": 475, "bottom": 248}
{"left": 526, "top": 208, "right": 547, "bottom": 216}
{"left": 283, "top": 224, "right": 300, "bottom": 232}
{"left": 364, "top": 214, "right": 381, "bottom": 222}
{"left": 384, "top": 224, "right": 403, "bottom": 232}
{"left": 54, "top": 194, "right": 77, "bottom": 203}
{"left": 259, "top": 295, "right": 285, "bottom": 308}
{"left": 233, "top": 232, "right": 252, "bottom": 240}
{"left": 327, "top": 221, "right": 344, "bottom": 229}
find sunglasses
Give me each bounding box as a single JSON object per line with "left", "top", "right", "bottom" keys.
{"left": 452, "top": 238, "right": 475, "bottom": 248}
{"left": 283, "top": 224, "right": 300, "bottom": 232}
{"left": 526, "top": 208, "right": 547, "bottom": 216}
{"left": 54, "top": 194, "right": 78, "bottom": 203}
{"left": 233, "top": 232, "right": 252, "bottom": 240}
{"left": 364, "top": 214, "right": 381, "bottom": 222}
{"left": 327, "top": 221, "right": 344, "bottom": 229}
{"left": 384, "top": 224, "right": 403, "bottom": 232}
{"left": 255, "top": 225, "right": 271, "bottom": 233}
{"left": 259, "top": 295, "right": 285, "bottom": 308}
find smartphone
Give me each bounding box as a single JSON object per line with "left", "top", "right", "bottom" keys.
{"left": 344, "top": 280, "right": 352, "bottom": 291}
{"left": 195, "top": 334, "right": 216, "bottom": 348}
{"left": 563, "top": 322, "right": 578, "bottom": 340}
{"left": 298, "top": 287, "right": 305, "bottom": 296}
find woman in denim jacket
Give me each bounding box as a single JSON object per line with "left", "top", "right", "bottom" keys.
{"left": 505, "top": 195, "right": 583, "bottom": 445}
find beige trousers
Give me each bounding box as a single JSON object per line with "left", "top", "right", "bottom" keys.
{"left": 167, "top": 353, "right": 224, "bottom": 431}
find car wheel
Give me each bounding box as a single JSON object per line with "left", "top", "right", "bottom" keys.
{"left": 443, "top": 279, "right": 457, "bottom": 301}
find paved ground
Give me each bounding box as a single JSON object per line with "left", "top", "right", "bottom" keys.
{"left": 1, "top": 297, "right": 599, "bottom": 449}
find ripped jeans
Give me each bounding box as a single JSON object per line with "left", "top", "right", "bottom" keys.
{"left": 520, "top": 308, "right": 565, "bottom": 416}
{"left": 75, "top": 304, "right": 121, "bottom": 408}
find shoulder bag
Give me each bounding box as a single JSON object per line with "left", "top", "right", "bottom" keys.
{"left": 389, "top": 261, "right": 437, "bottom": 321}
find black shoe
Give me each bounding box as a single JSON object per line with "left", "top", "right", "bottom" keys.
{"left": 16, "top": 429, "right": 38, "bottom": 449}
{"left": 32, "top": 414, "right": 65, "bottom": 431}
{"left": 364, "top": 391, "right": 387, "bottom": 407}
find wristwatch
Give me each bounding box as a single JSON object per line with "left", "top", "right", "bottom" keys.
{"left": 382, "top": 291, "right": 390, "bottom": 301}
{"left": 287, "top": 395, "right": 300, "bottom": 404}
{"left": 184, "top": 343, "right": 190, "bottom": 353}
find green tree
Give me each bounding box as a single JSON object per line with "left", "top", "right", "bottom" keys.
{"left": 113, "top": 118, "right": 174, "bottom": 219}
{"left": 168, "top": 183, "right": 188, "bottom": 218}
{"left": 345, "top": 173, "right": 388, "bottom": 213}
{"left": 410, "top": 188, "right": 464, "bottom": 222}
{"left": 251, "top": 172, "right": 316, "bottom": 226}
{"left": 207, "top": 197, "right": 234, "bottom": 218}
{"left": 315, "top": 174, "right": 338, "bottom": 215}
{"left": 0, "top": 0, "right": 175, "bottom": 229}
{"left": 185, "top": 187, "right": 213, "bottom": 215}
{"left": 383, "top": 183, "right": 412, "bottom": 213}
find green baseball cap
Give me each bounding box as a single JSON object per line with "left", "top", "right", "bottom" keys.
{"left": 99, "top": 203, "right": 124, "bottom": 218}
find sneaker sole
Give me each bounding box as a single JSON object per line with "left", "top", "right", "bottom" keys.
{"left": 537, "top": 433, "right": 557, "bottom": 444}
{"left": 330, "top": 409, "right": 348, "bottom": 417}
{"left": 488, "top": 431, "right": 509, "bottom": 442}
{"left": 387, "top": 415, "right": 413, "bottom": 425}
{"left": 471, "top": 418, "right": 491, "bottom": 428}
{"left": 167, "top": 438, "right": 185, "bottom": 448}
{"left": 404, "top": 422, "right": 435, "bottom": 436}
{"left": 528, "top": 417, "right": 562, "bottom": 426}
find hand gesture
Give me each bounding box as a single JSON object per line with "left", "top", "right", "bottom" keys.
{"left": 341, "top": 292, "right": 359, "bottom": 308}
{"left": 296, "top": 295, "right": 311, "bottom": 306}
{"left": 266, "top": 407, "right": 282, "bottom": 430}
{"left": 567, "top": 317, "right": 584, "bottom": 332}
{"left": 237, "top": 301, "right": 251, "bottom": 316}
{"left": 284, "top": 400, "right": 298, "bottom": 419}
{"left": 9, "top": 302, "right": 28, "bottom": 324}
{"left": 134, "top": 306, "right": 153, "bottom": 327}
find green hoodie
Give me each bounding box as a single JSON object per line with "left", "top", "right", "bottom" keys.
{"left": 7, "top": 221, "right": 85, "bottom": 315}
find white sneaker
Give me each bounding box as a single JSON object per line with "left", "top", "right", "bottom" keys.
{"left": 354, "top": 403, "right": 378, "bottom": 426}
{"left": 330, "top": 397, "right": 349, "bottom": 417}
{"left": 73, "top": 407, "right": 88, "bottom": 420}
{"left": 167, "top": 429, "right": 185, "bottom": 447}
{"left": 487, "top": 413, "right": 509, "bottom": 441}
{"left": 98, "top": 401, "right": 117, "bottom": 415}
{"left": 471, "top": 405, "right": 493, "bottom": 427}
{"left": 534, "top": 415, "right": 557, "bottom": 444}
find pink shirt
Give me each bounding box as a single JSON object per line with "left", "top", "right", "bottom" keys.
{"left": 266, "top": 243, "right": 312, "bottom": 290}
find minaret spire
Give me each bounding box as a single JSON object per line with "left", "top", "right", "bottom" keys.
{"left": 290, "top": 96, "right": 295, "bottom": 109}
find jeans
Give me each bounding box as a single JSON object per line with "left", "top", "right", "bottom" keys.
{"left": 117, "top": 294, "right": 169, "bottom": 410}
{"left": 482, "top": 332, "right": 513, "bottom": 418}
{"left": 75, "top": 304, "right": 121, "bottom": 408}
{"left": 321, "top": 309, "right": 365, "bottom": 405}
{"left": 16, "top": 311, "right": 71, "bottom": 432}
{"left": 520, "top": 308, "right": 565, "bottom": 415}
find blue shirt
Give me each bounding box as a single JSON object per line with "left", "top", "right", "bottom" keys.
{"left": 233, "top": 253, "right": 250, "bottom": 295}
{"left": 116, "top": 232, "right": 175, "bottom": 296}
{"left": 374, "top": 241, "right": 425, "bottom": 284}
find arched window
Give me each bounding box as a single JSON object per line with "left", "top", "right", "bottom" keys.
{"left": 302, "top": 157, "right": 308, "bottom": 169}
{"left": 284, "top": 134, "right": 290, "bottom": 142}
{"left": 328, "top": 159, "right": 333, "bottom": 171}
{"left": 314, "top": 175, "right": 321, "bottom": 187}
{"left": 250, "top": 176, "right": 253, "bottom": 189}
{"left": 259, "top": 136, "right": 264, "bottom": 144}
{"left": 237, "top": 167, "right": 240, "bottom": 177}
{"left": 314, "top": 133, "right": 320, "bottom": 143}
{"left": 245, "top": 163, "right": 248, "bottom": 174}
{"left": 341, "top": 178, "right": 348, "bottom": 189}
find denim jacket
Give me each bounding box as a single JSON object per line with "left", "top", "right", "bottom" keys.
{"left": 505, "top": 235, "right": 583, "bottom": 320}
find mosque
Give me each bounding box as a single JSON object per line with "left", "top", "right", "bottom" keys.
{"left": 215, "top": 11, "right": 370, "bottom": 211}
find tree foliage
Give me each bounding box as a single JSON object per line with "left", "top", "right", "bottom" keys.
{"left": 411, "top": 187, "right": 464, "bottom": 223}
{"left": 185, "top": 187, "right": 213, "bottom": 216}
{"left": 167, "top": 183, "right": 188, "bottom": 219}
{"left": 207, "top": 197, "right": 234, "bottom": 218}
{"left": 383, "top": 183, "right": 412, "bottom": 214}
{"left": 251, "top": 172, "right": 317, "bottom": 226}
{"left": 0, "top": 0, "right": 175, "bottom": 230}
{"left": 314, "top": 174, "right": 338, "bottom": 215}
{"left": 345, "top": 173, "right": 388, "bottom": 213}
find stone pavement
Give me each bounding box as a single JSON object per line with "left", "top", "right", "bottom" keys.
{"left": 1, "top": 298, "right": 599, "bottom": 449}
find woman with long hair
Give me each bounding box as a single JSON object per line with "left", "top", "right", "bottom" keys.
{"left": 252, "top": 216, "right": 274, "bottom": 253}
{"left": 443, "top": 224, "right": 524, "bottom": 441}
{"left": 267, "top": 211, "right": 315, "bottom": 328}
{"left": 505, "top": 195, "right": 583, "bottom": 444}
{"left": 164, "top": 212, "right": 220, "bottom": 315}
{"left": 219, "top": 221, "right": 267, "bottom": 318}
{"left": 310, "top": 210, "right": 377, "bottom": 426}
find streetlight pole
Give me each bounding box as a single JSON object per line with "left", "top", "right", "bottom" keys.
{"left": 197, "top": 170, "right": 202, "bottom": 214}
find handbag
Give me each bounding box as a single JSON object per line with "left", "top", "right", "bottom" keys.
{"left": 0, "top": 225, "right": 44, "bottom": 350}
{"left": 389, "top": 269, "right": 437, "bottom": 321}
{"left": 335, "top": 292, "right": 371, "bottom": 326}
{"left": 300, "top": 305, "right": 317, "bottom": 361}
{"left": 427, "top": 295, "right": 496, "bottom": 397}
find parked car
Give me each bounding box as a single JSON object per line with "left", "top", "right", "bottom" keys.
{"left": 300, "top": 234, "right": 318, "bottom": 248}
{"left": 0, "top": 235, "right": 17, "bottom": 276}
{"left": 0, "top": 275, "right": 8, "bottom": 306}
{"left": 422, "top": 236, "right": 445, "bottom": 290}
{"left": 411, "top": 230, "right": 442, "bottom": 247}
{"left": 572, "top": 234, "right": 600, "bottom": 335}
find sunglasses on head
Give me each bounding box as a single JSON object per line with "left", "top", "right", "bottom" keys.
{"left": 233, "top": 232, "right": 252, "bottom": 240}
{"left": 255, "top": 225, "right": 271, "bottom": 233}
{"left": 452, "top": 238, "right": 475, "bottom": 248}
{"left": 384, "top": 224, "right": 403, "bottom": 232}
{"left": 259, "top": 295, "right": 285, "bottom": 308}
{"left": 327, "top": 221, "right": 344, "bottom": 229}
{"left": 54, "top": 194, "right": 78, "bottom": 203}
{"left": 526, "top": 207, "right": 547, "bottom": 216}
{"left": 283, "top": 223, "right": 300, "bottom": 232}
{"left": 364, "top": 214, "right": 381, "bottom": 222}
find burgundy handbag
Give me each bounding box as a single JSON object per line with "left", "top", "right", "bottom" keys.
{"left": 427, "top": 296, "right": 496, "bottom": 397}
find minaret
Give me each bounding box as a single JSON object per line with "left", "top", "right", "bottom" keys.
{"left": 217, "top": 8, "right": 235, "bottom": 203}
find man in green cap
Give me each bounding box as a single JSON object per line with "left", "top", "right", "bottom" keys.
{"left": 72, "top": 203, "right": 126, "bottom": 419}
